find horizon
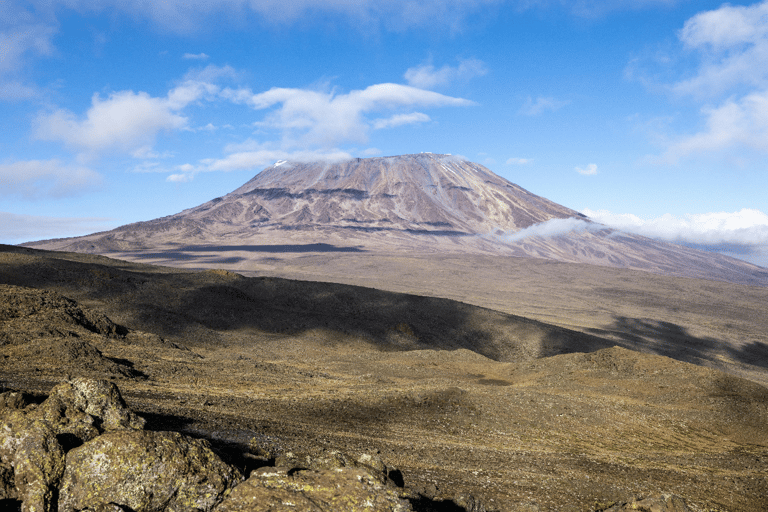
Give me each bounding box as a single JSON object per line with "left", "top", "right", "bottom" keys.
{"left": 2, "top": 0, "right": 768, "bottom": 267}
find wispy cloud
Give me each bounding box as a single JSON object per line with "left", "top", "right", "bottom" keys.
{"left": 0, "top": 159, "right": 102, "bottom": 198}
{"left": 372, "top": 112, "right": 431, "bottom": 129}
{"left": 0, "top": 211, "right": 114, "bottom": 244}
{"left": 30, "top": 0, "right": 509, "bottom": 33}
{"left": 519, "top": 96, "right": 569, "bottom": 116}
{"left": 575, "top": 163, "right": 598, "bottom": 175}
{"left": 674, "top": 1, "right": 768, "bottom": 98}
{"left": 636, "top": 1, "right": 768, "bottom": 163}
{"left": 404, "top": 58, "right": 487, "bottom": 89}
{"left": 492, "top": 217, "right": 604, "bottom": 243}
{"left": 182, "top": 52, "right": 209, "bottom": 60}
{"left": 223, "top": 82, "right": 474, "bottom": 148}
{"left": 167, "top": 146, "right": 353, "bottom": 181}
{"left": 506, "top": 157, "right": 533, "bottom": 165}
{"left": 583, "top": 207, "right": 768, "bottom": 267}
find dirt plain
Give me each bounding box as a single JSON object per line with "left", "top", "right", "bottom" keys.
{"left": 1, "top": 244, "right": 768, "bottom": 511}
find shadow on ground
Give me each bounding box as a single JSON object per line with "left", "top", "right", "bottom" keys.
{"left": 0, "top": 246, "right": 612, "bottom": 363}
{"left": 589, "top": 316, "right": 768, "bottom": 371}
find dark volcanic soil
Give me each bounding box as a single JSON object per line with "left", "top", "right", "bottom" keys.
{"left": 1, "top": 244, "right": 767, "bottom": 511}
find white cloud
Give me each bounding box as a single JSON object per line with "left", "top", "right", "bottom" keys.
{"left": 632, "top": 2, "right": 768, "bottom": 162}
{"left": 494, "top": 217, "right": 604, "bottom": 243}
{"left": 0, "top": 9, "right": 57, "bottom": 100}
{"left": 203, "top": 148, "right": 353, "bottom": 172}
{"left": 34, "top": 91, "right": 188, "bottom": 158}
{"left": 575, "top": 163, "right": 598, "bottom": 175}
{"left": 0, "top": 80, "right": 38, "bottom": 100}
{"left": 519, "top": 96, "right": 569, "bottom": 116}
{"left": 0, "top": 159, "right": 102, "bottom": 198}
{"left": 506, "top": 157, "right": 533, "bottom": 165}
{"left": 33, "top": 0, "right": 508, "bottom": 33}
{"left": 224, "top": 82, "right": 474, "bottom": 147}
{"left": 675, "top": 1, "right": 768, "bottom": 97}
{"left": 0, "top": 22, "right": 56, "bottom": 74}
{"left": 183, "top": 52, "right": 209, "bottom": 60}
{"left": 0, "top": 211, "right": 115, "bottom": 245}
{"left": 404, "top": 58, "right": 487, "bottom": 89}
{"left": 582, "top": 207, "right": 768, "bottom": 267}
{"left": 372, "top": 112, "right": 430, "bottom": 129}
{"left": 166, "top": 173, "right": 193, "bottom": 182}
{"left": 583, "top": 207, "right": 768, "bottom": 245}
{"left": 660, "top": 89, "right": 768, "bottom": 162}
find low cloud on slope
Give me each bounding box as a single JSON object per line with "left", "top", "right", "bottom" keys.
{"left": 583, "top": 207, "right": 768, "bottom": 267}
{"left": 491, "top": 217, "right": 605, "bottom": 243}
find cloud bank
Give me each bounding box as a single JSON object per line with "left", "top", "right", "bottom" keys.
{"left": 583, "top": 207, "right": 768, "bottom": 267}
{"left": 493, "top": 217, "right": 604, "bottom": 244}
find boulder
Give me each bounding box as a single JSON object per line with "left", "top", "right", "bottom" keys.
{"left": 274, "top": 447, "right": 401, "bottom": 487}
{"left": 58, "top": 430, "right": 242, "bottom": 512}
{"left": 600, "top": 494, "right": 691, "bottom": 512}
{"left": 0, "top": 391, "right": 32, "bottom": 410}
{"left": 33, "top": 377, "right": 145, "bottom": 446}
{"left": 216, "top": 466, "right": 413, "bottom": 512}
{"left": 0, "top": 410, "right": 65, "bottom": 512}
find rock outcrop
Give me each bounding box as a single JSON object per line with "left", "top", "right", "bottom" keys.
{"left": 59, "top": 430, "right": 242, "bottom": 512}
{"left": 598, "top": 494, "right": 691, "bottom": 512}
{"left": 0, "top": 378, "right": 416, "bottom": 512}
{"left": 216, "top": 466, "right": 412, "bottom": 512}
{"left": 0, "top": 377, "right": 698, "bottom": 512}
{"left": 0, "top": 377, "right": 145, "bottom": 512}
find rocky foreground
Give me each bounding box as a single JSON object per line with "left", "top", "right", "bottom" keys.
{"left": 2, "top": 377, "right": 693, "bottom": 512}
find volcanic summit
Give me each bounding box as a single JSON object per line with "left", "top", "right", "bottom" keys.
{"left": 26, "top": 153, "right": 768, "bottom": 285}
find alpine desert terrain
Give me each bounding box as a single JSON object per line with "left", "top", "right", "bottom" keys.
{"left": 6, "top": 154, "right": 768, "bottom": 511}
{"left": 1, "top": 244, "right": 767, "bottom": 511}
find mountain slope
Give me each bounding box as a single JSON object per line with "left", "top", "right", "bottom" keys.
{"left": 25, "top": 153, "right": 768, "bottom": 286}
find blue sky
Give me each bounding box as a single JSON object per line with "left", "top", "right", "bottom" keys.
{"left": 2, "top": 0, "right": 768, "bottom": 266}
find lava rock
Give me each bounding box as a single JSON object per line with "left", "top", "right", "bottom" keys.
{"left": 58, "top": 430, "right": 243, "bottom": 512}
{"left": 0, "top": 392, "right": 32, "bottom": 410}
{"left": 600, "top": 494, "right": 691, "bottom": 512}
{"left": 274, "top": 447, "right": 400, "bottom": 487}
{"left": 0, "top": 410, "right": 65, "bottom": 512}
{"left": 216, "top": 466, "right": 413, "bottom": 512}
{"left": 34, "top": 377, "right": 145, "bottom": 445}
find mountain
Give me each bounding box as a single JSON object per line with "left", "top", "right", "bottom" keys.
{"left": 25, "top": 153, "right": 768, "bottom": 286}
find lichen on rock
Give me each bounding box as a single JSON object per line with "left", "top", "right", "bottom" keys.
{"left": 0, "top": 411, "right": 64, "bottom": 512}
{"left": 217, "top": 466, "right": 413, "bottom": 512}
{"left": 58, "top": 430, "right": 243, "bottom": 512}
